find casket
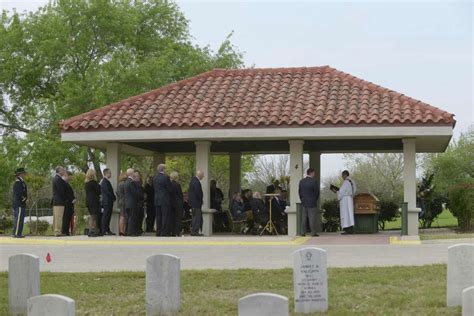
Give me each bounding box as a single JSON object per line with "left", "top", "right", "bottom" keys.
{"left": 354, "top": 193, "right": 380, "bottom": 233}
{"left": 354, "top": 193, "right": 380, "bottom": 214}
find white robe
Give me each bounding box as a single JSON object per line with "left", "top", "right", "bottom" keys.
{"left": 337, "top": 177, "right": 356, "bottom": 229}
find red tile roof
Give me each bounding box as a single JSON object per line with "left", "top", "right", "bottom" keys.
{"left": 60, "top": 66, "right": 455, "bottom": 132}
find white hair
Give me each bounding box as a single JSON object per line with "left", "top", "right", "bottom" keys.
{"left": 157, "top": 164, "right": 166, "bottom": 172}
{"left": 170, "top": 171, "right": 179, "bottom": 181}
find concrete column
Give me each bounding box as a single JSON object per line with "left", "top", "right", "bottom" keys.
{"left": 288, "top": 140, "right": 304, "bottom": 237}
{"left": 309, "top": 151, "right": 323, "bottom": 233}
{"left": 229, "top": 152, "right": 241, "bottom": 198}
{"left": 153, "top": 152, "right": 165, "bottom": 173}
{"left": 195, "top": 141, "right": 212, "bottom": 236}
{"left": 106, "top": 143, "right": 121, "bottom": 236}
{"left": 403, "top": 138, "right": 420, "bottom": 237}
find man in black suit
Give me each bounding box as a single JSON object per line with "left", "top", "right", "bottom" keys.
{"left": 124, "top": 168, "right": 140, "bottom": 236}
{"left": 298, "top": 168, "right": 320, "bottom": 237}
{"left": 52, "top": 166, "right": 68, "bottom": 237}
{"left": 266, "top": 179, "right": 280, "bottom": 195}
{"left": 265, "top": 179, "right": 281, "bottom": 207}
{"left": 62, "top": 171, "right": 76, "bottom": 236}
{"left": 153, "top": 164, "right": 173, "bottom": 236}
{"left": 12, "top": 168, "right": 28, "bottom": 238}
{"left": 188, "top": 170, "right": 204, "bottom": 236}
{"left": 100, "top": 168, "right": 116, "bottom": 235}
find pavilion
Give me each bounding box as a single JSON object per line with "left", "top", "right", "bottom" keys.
{"left": 60, "top": 66, "right": 455, "bottom": 238}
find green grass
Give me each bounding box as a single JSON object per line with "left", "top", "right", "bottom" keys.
{"left": 0, "top": 265, "right": 460, "bottom": 315}
{"left": 383, "top": 209, "right": 458, "bottom": 230}
{"left": 420, "top": 233, "right": 474, "bottom": 240}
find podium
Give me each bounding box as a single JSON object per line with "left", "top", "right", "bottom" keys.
{"left": 260, "top": 193, "right": 280, "bottom": 236}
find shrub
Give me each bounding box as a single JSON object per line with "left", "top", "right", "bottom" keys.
{"left": 447, "top": 184, "right": 474, "bottom": 231}
{"left": 322, "top": 199, "right": 340, "bottom": 232}
{"left": 0, "top": 213, "right": 13, "bottom": 234}
{"left": 377, "top": 200, "right": 399, "bottom": 230}
{"left": 418, "top": 174, "right": 448, "bottom": 229}
{"left": 28, "top": 220, "right": 50, "bottom": 235}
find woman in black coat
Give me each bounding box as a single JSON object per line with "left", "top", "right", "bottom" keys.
{"left": 85, "top": 169, "right": 101, "bottom": 237}
{"left": 170, "top": 171, "right": 184, "bottom": 236}
{"left": 250, "top": 191, "right": 268, "bottom": 226}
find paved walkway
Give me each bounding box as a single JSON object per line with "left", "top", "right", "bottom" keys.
{"left": 0, "top": 233, "right": 472, "bottom": 272}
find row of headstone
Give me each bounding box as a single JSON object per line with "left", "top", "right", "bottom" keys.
{"left": 237, "top": 247, "right": 328, "bottom": 316}
{"left": 8, "top": 254, "right": 75, "bottom": 316}
{"left": 9, "top": 244, "right": 472, "bottom": 315}
{"left": 447, "top": 243, "right": 474, "bottom": 316}
{"left": 8, "top": 250, "right": 327, "bottom": 316}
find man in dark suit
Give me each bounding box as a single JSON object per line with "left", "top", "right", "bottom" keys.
{"left": 144, "top": 176, "right": 155, "bottom": 232}
{"left": 100, "top": 168, "right": 116, "bottom": 235}
{"left": 124, "top": 168, "right": 140, "bottom": 236}
{"left": 153, "top": 164, "right": 173, "bottom": 236}
{"left": 62, "top": 171, "right": 76, "bottom": 236}
{"left": 188, "top": 170, "right": 204, "bottom": 236}
{"left": 12, "top": 168, "right": 28, "bottom": 238}
{"left": 265, "top": 179, "right": 281, "bottom": 207}
{"left": 52, "top": 166, "right": 68, "bottom": 237}
{"left": 298, "top": 168, "right": 320, "bottom": 237}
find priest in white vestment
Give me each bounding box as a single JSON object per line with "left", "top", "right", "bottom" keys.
{"left": 337, "top": 170, "right": 356, "bottom": 234}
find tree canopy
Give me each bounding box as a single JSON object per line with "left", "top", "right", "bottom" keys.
{"left": 0, "top": 0, "right": 243, "bottom": 209}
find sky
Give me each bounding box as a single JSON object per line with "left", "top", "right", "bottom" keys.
{"left": 1, "top": 0, "right": 473, "bottom": 179}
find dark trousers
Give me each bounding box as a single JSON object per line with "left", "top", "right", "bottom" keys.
{"left": 126, "top": 208, "right": 139, "bottom": 236}
{"left": 101, "top": 205, "right": 113, "bottom": 234}
{"left": 137, "top": 206, "right": 144, "bottom": 233}
{"left": 155, "top": 206, "right": 162, "bottom": 236}
{"left": 12, "top": 206, "right": 25, "bottom": 237}
{"left": 173, "top": 206, "right": 182, "bottom": 236}
{"left": 302, "top": 206, "right": 317, "bottom": 235}
{"left": 62, "top": 205, "right": 74, "bottom": 235}
{"left": 145, "top": 204, "right": 155, "bottom": 232}
{"left": 158, "top": 205, "right": 171, "bottom": 236}
{"left": 97, "top": 212, "right": 103, "bottom": 234}
{"left": 191, "top": 208, "right": 202, "bottom": 234}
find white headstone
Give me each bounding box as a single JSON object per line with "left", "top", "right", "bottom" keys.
{"left": 447, "top": 244, "right": 474, "bottom": 307}
{"left": 293, "top": 247, "right": 328, "bottom": 313}
{"left": 9, "top": 254, "right": 40, "bottom": 315}
{"left": 146, "top": 254, "right": 180, "bottom": 315}
{"left": 462, "top": 286, "right": 474, "bottom": 316}
{"left": 27, "top": 294, "right": 75, "bottom": 316}
{"left": 238, "top": 293, "right": 289, "bottom": 316}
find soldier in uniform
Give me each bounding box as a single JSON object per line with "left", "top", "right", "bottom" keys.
{"left": 12, "top": 168, "right": 28, "bottom": 238}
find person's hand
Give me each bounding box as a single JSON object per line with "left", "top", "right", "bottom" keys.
{"left": 72, "top": 199, "right": 77, "bottom": 204}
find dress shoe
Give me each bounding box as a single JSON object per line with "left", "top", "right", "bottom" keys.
{"left": 191, "top": 232, "right": 203, "bottom": 236}
{"left": 311, "top": 233, "right": 320, "bottom": 237}
{"left": 105, "top": 231, "right": 115, "bottom": 236}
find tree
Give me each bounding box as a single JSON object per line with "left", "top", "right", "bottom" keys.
{"left": 0, "top": 0, "right": 243, "bottom": 209}
{"left": 424, "top": 127, "right": 474, "bottom": 231}
{"left": 343, "top": 153, "right": 404, "bottom": 203}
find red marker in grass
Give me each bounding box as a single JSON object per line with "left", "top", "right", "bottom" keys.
{"left": 46, "top": 253, "right": 51, "bottom": 263}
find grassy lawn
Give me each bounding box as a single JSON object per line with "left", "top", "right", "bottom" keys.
{"left": 383, "top": 209, "right": 458, "bottom": 230}
{"left": 0, "top": 265, "right": 459, "bottom": 315}
{"left": 420, "top": 233, "right": 474, "bottom": 240}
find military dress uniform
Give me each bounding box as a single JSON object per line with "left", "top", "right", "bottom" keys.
{"left": 12, "top": 168, "right": 28, "bottom": 238}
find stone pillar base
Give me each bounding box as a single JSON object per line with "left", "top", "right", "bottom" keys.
{"left": 111, "top": 212, "right": 120, "bottom": 236}
{"left": 202, "top": 209, "right": 216, "bottom": 236}
{"left": 285, "top": 208, "right": 297, "bottom": 237}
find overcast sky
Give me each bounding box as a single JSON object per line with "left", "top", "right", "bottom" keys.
{"left": 2, "top": 0, "right": 472, "bottom": 179}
